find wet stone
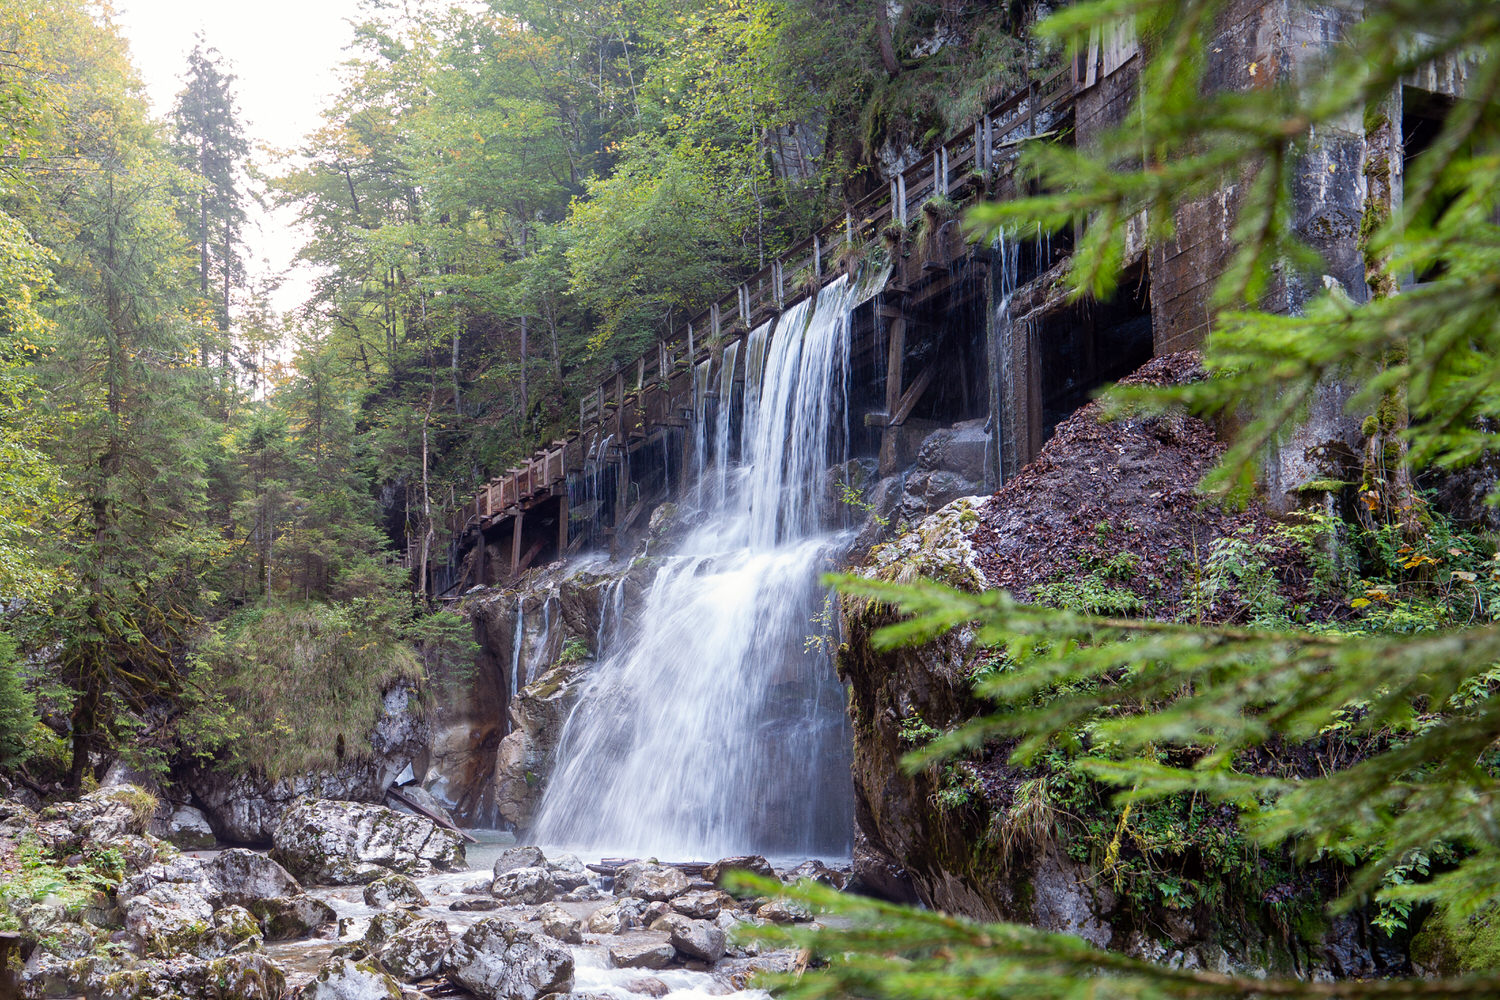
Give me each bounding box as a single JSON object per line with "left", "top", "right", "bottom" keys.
{"left": 607, "top": 940, "right": 677, "bottom": 971}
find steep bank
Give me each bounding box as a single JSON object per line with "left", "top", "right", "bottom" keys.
{"left": 838, "top": 354, "right": 1386, "bottom": 976}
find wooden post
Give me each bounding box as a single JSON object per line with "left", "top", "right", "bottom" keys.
{"left": 475, "top": 525, "right": 488, "bottom": 587}
{"left": 879, "top": 312, "right": 907, "bottom": 475}
{"left": 510, "top": 512, "right": 523, "bottom": 575}
{"left": 556, "top": 492, "right": 568, "bottom": 556}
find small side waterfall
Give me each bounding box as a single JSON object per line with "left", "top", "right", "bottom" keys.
{"left": 532, "top": 277, "right": 857, "bottom": 860}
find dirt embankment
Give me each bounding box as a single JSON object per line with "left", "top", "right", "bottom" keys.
{"left": 971, "top": 351, "right": 1333, "bottom": 623}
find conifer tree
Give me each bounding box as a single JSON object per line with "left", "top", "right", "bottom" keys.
{"left": 172, "top": 37, "right": 249, "bottom": 374}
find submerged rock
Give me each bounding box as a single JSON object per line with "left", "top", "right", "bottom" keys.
{"left": 270, "top": 798, "right": 465, "bottom": 885}
{"left": 445, "top": 917, "right": 575, "bottom": 1000}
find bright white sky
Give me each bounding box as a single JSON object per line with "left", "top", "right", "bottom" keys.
{"left": 112, "top": 0, "right": 368, "bottom": 315}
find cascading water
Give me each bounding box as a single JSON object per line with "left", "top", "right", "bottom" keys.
{"left": 532, "top": 277, "right": 858, "bottom": 860}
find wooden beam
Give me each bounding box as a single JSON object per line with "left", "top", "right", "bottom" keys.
{"left": 510, "top": 512, "right": 523, "bottom": 574}
{"left": 879, "top": 314, "right": 907, "bottom": 474}
{"left": 889, "top": 366, "right": 934, "bottom": 427}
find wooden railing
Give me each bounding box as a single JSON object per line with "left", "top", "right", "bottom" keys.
{"left": 437, "top": 61, "right": 1078, "bottom": 547}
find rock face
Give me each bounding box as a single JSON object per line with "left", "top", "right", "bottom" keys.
{"left": 898, "top": 419, "right": 991, "bottom": 522}
{"left": 435, "top": 568, "right": 631, "bottom": 827}
{"left": 493, "top": 656, "right": 591, "bottom": 829}
{"left": 270, "top": 798, "right": 466, "bottom": 885}
{"left": 189, "top": 684, "right": 428, "bottom": 844}
{"left": 445, "top": 917, "right": 575, "bottom": 1000}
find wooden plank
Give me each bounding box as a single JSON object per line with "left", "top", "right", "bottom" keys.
{"left": 889, "top": 366, "right": 934, "bottom": 427}
{"left": 386, "top": 786, "right": 478, "bottom": 844}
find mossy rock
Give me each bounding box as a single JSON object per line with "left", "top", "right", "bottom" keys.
{"left": 1411, "top": 908, "right": 1500, "bottom": 975}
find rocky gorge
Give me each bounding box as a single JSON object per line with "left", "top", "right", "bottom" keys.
{"left": 0, "top": 783, "right": 841, "bottom": 999}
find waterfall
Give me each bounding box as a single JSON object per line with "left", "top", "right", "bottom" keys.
{"left": 532, "top": 277, "right": 857, "bottom": 860}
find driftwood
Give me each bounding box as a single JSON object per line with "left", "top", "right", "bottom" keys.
{"left": 586, "top": 858, "right": 710, "bottom": 877}
{"left": 385, "top": 786, "right": 478, "bottom": 844}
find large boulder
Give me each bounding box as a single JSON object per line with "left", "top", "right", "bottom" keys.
{"left": 613, "top": 862, "right": 688, "bottom": 902}
{"left": 123, "top": 890, "right": 263, "bottom": 959}
{"left": 163, "top": 804, "right": 217, "bottom": 849}
{"left": 189, "top": 685, "right": 427, "bottom": 844}
{"left": 301, "top": 957, "right": 404, "bottom": 1000}
{"left": 670, "top": 889, "right": 730, "bottom": 921}
{"left": 701, "top": 856, "right": 774, "bottom": 886}
{"left": 607, "top": 940, "right": 676, "bottom": 971}
{"left": 653, "top": 912, "right": 726, "bottom": 962}
{"left": 444, "top": 917, "right": 574, "bottom": 1000}
{"left": 372, "top": 916, "right": 451, "bottom": 981}
{"left": 207, "top": 848, "right": 305, "bottom": 905}
{"left": 492, "top": 865, "right": 555, "bottom": 905}
{"left": 270, "top": 798, "right": 465, "bottom": 885}
{"left": 245, "top": 895, "right": 337, "bottom": 941}
{"left": 586, "top": 898, "right": 650, "bottom": 934}
{"left": 492, "top": 845, "right": 546, "bottom": 875}
{"left": 362, "top": 873, "right": 428, "bottom": 909}
{"left": 534, "top": 903, "right": 584, "bottom": 944}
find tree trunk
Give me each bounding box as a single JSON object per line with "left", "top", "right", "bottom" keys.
{"left": 1360, "top": 97, "right": 1421, "bottom": 539}
{"left": 519, "top": 314, "right": 529, "bottom": 433}
{"left": 873, "top": 1, "right": 901, "bottom": 78}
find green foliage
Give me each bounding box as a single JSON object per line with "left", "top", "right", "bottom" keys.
{"left": 0, "top": 834, "right": 126, "bottom": 931}
{"left": 0, "top": 634, "right": 36, "bottom": 767}
{"left": 179, "top": 602, "right": 425, "bottom": 779}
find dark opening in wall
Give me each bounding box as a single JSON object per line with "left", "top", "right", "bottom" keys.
{"left": 901, "top": 255, "right": 993, "bottom": 427}
{"left": 1036, "top": 261, "right": 1153, "bottom": 442}
{"left": 1401, "top": 86, "right": 1460, "bottom": 286}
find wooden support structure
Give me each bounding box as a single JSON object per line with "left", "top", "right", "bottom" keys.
{"left": 431, "top": 64, "right": 1083, "bottom": 571}
{"left": 510, "top": 512, "right": 524, "bottom": 574}
{"left": 879, "top": 312, "right": 907, "bottom": 475}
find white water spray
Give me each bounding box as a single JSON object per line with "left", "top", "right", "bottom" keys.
{"left": 532, "top": 277, "right": 858, "bottom": 859}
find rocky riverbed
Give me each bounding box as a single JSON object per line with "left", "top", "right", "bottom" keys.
{"left": 2, "top": 787, "right": 840, "bottom": 999}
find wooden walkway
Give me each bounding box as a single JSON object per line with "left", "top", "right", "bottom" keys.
{"left": 429, "top": 62, "right": 1081, "bottom": 590}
